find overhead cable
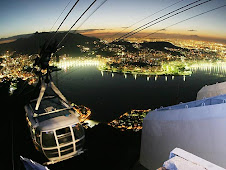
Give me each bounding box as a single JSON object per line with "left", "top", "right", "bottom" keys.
{"left": 110, "top": 0, "right": 184, "bottom": 39}
{"left": 47, "top": 0, "right": 80, "bottom": 48}
{"left": 57, "top": 0, "right": 97, "bottom": 47}
{"left": 61, "top": 0, "right": 108, "bottom": 47}
{"left": 76, "top": 0, "right": 108, "bottom": 30}
{"left": 116, "top": 0, "right": 212, "bottom": 41}
{"left": 143, "top": 4, "right": 226, "bottom": 39}
{"left": 115, "top": 0, "right": 206, "bottom": 41}
{"left": 49, "top": 0, "right": 72, "bottom": 32}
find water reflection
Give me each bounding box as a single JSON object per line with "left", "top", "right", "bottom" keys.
{"left": 52, "top": 59, "right": 226, "bottom": 122}
{"left": 111, "top": 73, "right": 114, "bottom": 78}
{"left": 54, "top": 58, "right": 226, "bottom": 82}
{"left": 98, "top": 70, "right": 189, "bottom": 82}
{"left": 155, "top": 75, "right": 158, "bottom": 81}
{"left": 134, "top": 74, "right": 137, "bottom": 80}
{"left": 190, "top": 63, "right": 226, "bottom": 77}
{"left": 124, "top": 74, "right": 127, "bottom": 79}
{"left": 53, "top": 58, "right": 103, "bottom": 72}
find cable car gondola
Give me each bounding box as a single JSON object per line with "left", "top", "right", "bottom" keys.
{"left": 23, "top": 0, "right": 100, "bottom": 164}
{"left": 25, "top": 79, "right": 85, "bottom": 164}
{"left": 24, "top": 41, "right": 85, "bottom": 164}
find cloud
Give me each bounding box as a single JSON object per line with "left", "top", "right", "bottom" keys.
{"left": 189, "top": 34, "right": 199, "bottom": 38}
{"left": 188, "top": 29, "right": 197, "bottom": 32}
{"left": 0, "top": 39, "right": 16, "bottom": 44}
{"left": 76, "top": 29, "right": 106, "bottom": 33}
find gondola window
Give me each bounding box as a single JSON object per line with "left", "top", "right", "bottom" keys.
{"left": 42, "top": 131, "right": 57, "bottom": 147}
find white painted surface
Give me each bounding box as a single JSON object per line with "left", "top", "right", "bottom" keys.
{"left": 39, "top": 114, "right": 80, "bottom": 131}
{"left": 164, "top": 156, "right": 206, "bottom": 170}
{"left": 140, "top": 102, "right": 226, "bottom": 170}
{"left": 163, "top": 148, "right": 225, "bottom": 170}
{"left": 197, "top": 81, "right": 226, "bottom": 100}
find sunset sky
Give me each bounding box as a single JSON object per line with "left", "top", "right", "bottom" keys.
{"left": 0, "top": 0, "right": 226, "bottom": 40}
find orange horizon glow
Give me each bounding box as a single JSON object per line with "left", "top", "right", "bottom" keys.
{"left": 80, "top": 28, "right": 226, "bottom": 42}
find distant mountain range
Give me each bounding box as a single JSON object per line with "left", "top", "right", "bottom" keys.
{"left": 111, "top": 40, "right": 186, "bottom": 56}
{"left": 0, "top": 33, "right": 33, "bottom": 42}
{"left": 84, "top": 31, "right": 226, "bottom": 45}
{"left": 0, "top": 32, "right": 188, "bottom": 57}
{"left": 0, "top": 32, "right": 99, "bottom": 56}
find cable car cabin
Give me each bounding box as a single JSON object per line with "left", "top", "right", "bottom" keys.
{"left": 25, "top": 96, "right": 85, "bottom": 164}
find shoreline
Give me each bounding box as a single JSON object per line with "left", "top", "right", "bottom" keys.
{"left": 98, "top": 68, "right": 192, "bottom": 76}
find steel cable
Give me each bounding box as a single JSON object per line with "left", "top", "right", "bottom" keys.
{"left": 116, "top": 0, "right": 212, "bottom": 41}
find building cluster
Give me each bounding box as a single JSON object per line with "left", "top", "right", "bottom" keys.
{"left": 105, "top": 39, "right": 225, "bottom": 61}
{"left": 108, "top": 109, "right": 150, "bottom": 132}
{"left": 71, "top": 103, "right": 92, "bottom": 124}
{"left": 97, "top": 39, "right": 225, "bottom": 76}
{"left": 99, "top": 57, "right": 192, "bottom": 76}
{"left": 1, "top": 39, "right": 225, "bottom": 83}
{"left": 0, "top": 54, "right": 37, "bottom": 84}
{"left": 159, "top": 38, "right": 226, "bottom": 60}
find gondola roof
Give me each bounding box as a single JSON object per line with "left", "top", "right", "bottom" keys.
{"left": 29, "top": 96, "right": 73, "bottom": 122}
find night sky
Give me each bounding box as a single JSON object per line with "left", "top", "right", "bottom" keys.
{"left": 0, "top": 0, "right": 226, "bottom": 39}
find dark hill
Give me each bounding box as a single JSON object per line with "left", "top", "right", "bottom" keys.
{"left": 0, "top": 33, "right": 33, "bottom": 42}
{"left": 111, "top": 40, "right": 187, "bottom": 56}
{"left": 141, "top": 41, "right": 179, "bottom": 50}
{"left": 141, "top": 41, "right": 187, "bottom": 56}
{"left": 111, "top": 40, "right": 138, "bottom": 53}
{"left": 0, "top": 32, "right": 99, "bottom": 56}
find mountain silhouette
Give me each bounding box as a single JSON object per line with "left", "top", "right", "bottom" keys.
{"left": 0, "top": 32, "right": 99, "bottom": 56}
{"left": 0, "top": 32, "right": 188, "bottom": 57}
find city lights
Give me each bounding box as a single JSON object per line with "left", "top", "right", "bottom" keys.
{"left": 0, "top": 39, "right": 225, "bottom": 87}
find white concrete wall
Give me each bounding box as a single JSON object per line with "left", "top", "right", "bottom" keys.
{"left": 140, "top": 103, "right": 226, "bottom": 170}
{"left": 163, "top": 148, "right": 225, "bottom": 170}
{"left": 197, "top": 81, "right": 226, "bottom": 100}
{"left": 164, "top": 156, "right": 206, "bottom": 170}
